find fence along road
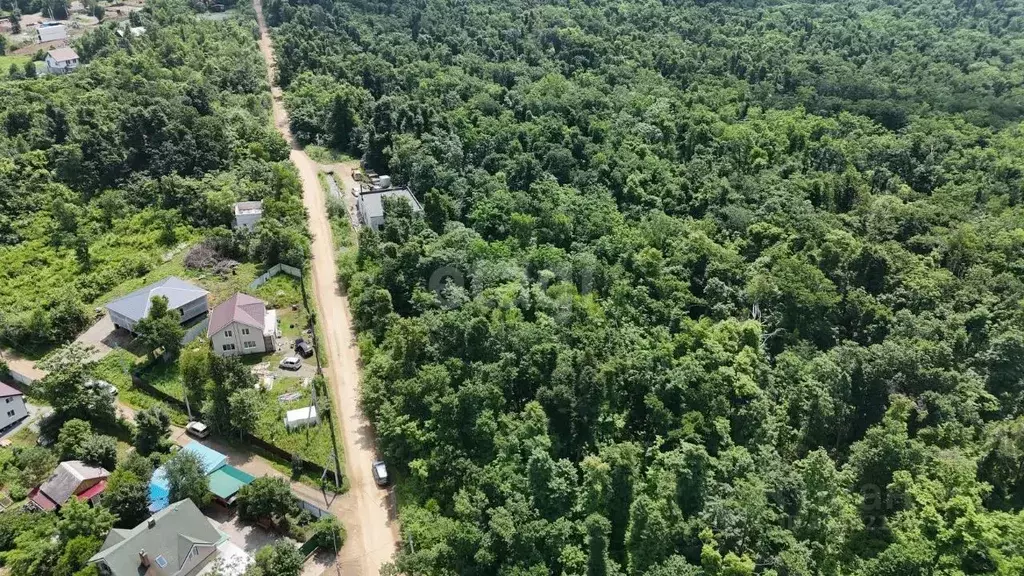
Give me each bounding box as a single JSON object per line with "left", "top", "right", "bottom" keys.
{"left": 251, "top": 0, "right": 402, "bottom": 574}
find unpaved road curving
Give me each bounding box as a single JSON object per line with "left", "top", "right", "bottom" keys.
{"left": 252, "top": 1, "right": 401, "bottom": 573}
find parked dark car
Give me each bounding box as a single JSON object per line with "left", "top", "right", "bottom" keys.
{"left": 294, "top": 338, "right": 314, "bottom": 358}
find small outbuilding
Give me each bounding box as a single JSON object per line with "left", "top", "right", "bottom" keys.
{"left": 37, "top": 22, "right": 67, "bottom": 43}
{"left": 232, "top": 201, "right": 263, "bottom": 231}
{"left": 29, "top": 460, "right": 110, "bottom": 511}
{"left": 356, "top": 187, "right": 422, "bottom": 231}
{"left": 284, "top": 406, "right": 319, "bottom": 431}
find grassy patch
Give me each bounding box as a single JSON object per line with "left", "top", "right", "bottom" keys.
{"left": 93, "top": 349, "right": 190, "bottom": 425}
{"left": 254, "top": 377, "right": 341, "bottom": 473}
{"left": 305, "top": 145, "right": 354, "bottom": 164}
{"left": 0, "top": 55, "right": 30, "bottom": 71}
{"left": 100, "top": 250, "right": 260, "bottom": 309}
{"left": 8, "top": 425, "right": 38, "bottom": 448}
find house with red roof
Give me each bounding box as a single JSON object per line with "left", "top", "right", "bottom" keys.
{"left": 207, "top": 293, "right": 278, "bottom": 357}
{"left": 29, "top": 460, "right": 110, "bottom": 511}
{"left": 0, "top": 382, "right": 28, "bottom": 435}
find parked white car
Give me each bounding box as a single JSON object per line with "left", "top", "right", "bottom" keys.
{"left": 279, "top": 356, "right": 302, "bottom": 371}
{"left": 186, "top": 421, "right": 210, "bottom": 439}
{"left": 85, "top": 379, "right": 119, "bottom": 396}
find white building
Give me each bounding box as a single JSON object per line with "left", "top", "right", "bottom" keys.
{"left": 356, "top": 187, "right": 422, "bottom": 231}
{"left": 37, "top": 22, "right": 67, "bottom": 43}
{"left": 284, "top": 406, "right": 318, "bottom": 431}
{"left": 45, "top": 47, "right": 80, "bottom": 75}
{"left": 232, "top": 201, "right": 263, "bottom": 231}
{"left": 208, "top": 293, "right": 278, "bottom": 357}
{"left": 0, "top": 382, "right": 28, "bottom": 436}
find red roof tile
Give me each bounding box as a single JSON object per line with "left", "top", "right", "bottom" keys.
{"left": 28, "top": 487, "right": 57, "bottom": 511}
{"left": 76, "top": 480, "right": 107, "bottom": 501}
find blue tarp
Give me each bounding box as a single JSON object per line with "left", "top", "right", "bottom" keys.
{"left": 148, "top": 442, "right": 228, "bottom": 512}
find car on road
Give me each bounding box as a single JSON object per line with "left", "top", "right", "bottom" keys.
{"left": 85, "top": 379, "right": 119, "bottom": 396}
{"left": 279, "top": 356, "right": 302, "bottom": 371}
{"left": 294, "top": 338, "right": 314, "bottom": 358}
{"left": 186, "top": 421, "right": 210, "bottom": 439}
{"left": 372, "top": 460, "right": 389, "bottom": 487}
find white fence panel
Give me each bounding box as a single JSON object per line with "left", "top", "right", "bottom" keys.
{"left": 8, "top": 369, "right": 35, "bottom": 386}
{"left": 249, "top": 263, "right": 302, "bottom": 290}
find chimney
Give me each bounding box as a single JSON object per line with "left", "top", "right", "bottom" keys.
{"left": 139, "top": 549, "right": 151, "bottom": 567}
{"left": 148, "top": 518, "right": 156, "bottom": 528}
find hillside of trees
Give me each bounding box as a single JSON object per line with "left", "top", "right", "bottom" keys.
{"left": 0, "top": 0, "right": 309, "bottom": 351}
{"left": 270, "top": 0, "right": 1024, "bottom": 574}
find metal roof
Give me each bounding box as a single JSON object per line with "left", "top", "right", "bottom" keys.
{"left": 89, "top": 499, "right": 223, "bottom": 575}
{"left": 208, "top": 293, "right": 266, "bottom": 335}
{"left": 0, "top": 382, "right": 23, "bottom": 398}
{"left": 47, "top": 47, "right": 79, "bottom": 62}
{"left": 37, "top": 461, "right": 109, "bottom": 508}
{"left": 207, "top": 465, "right": 254, "bottom": 500}
{"left": 105, "top": 277, "right": 208, "bottom": 323}
{"left": 358, "top": 187, "right": 422, "bottom": 221}
{"left": 233, "top": 201, "right": 263, "bottom": 215}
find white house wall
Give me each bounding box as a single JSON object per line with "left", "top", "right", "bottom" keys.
{"left": 0, "top": 395, "right": 28, "bottom": 431}
{"left": 211, "top": 321, "right": 268, "bottom": 357}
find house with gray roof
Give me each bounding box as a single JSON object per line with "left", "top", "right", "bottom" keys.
{"left": 106, "top": 277, "right": 209, "bottom": 333}
{"left": 89, "top": 499, "right": 229, "bottom": 576}
{"left": 356, "top": 187, "right": 422, "bottom": 231}
{"left": 29, "top": 460, "right": 109, "bottom": 511}
{"left": 207, "top": 293, "right": 277, "bottom": 357}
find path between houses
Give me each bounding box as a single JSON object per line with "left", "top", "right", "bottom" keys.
{"left": 252, "top": 0, "right": 401, "bottom": 574}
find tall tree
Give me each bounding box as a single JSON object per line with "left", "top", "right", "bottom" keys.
{"left": 135, "top": 295, "right": 185, "bottom": 359}
{"left": 134, "top": 405, "right": 171, "bottom": 455}
{"left": 103, "top": 469, "right": 150, "bottom": 528}
{"left": 164, "top": 449, "right": 210, "bottom": 508}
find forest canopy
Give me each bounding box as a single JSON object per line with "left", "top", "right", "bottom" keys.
{"left": 266, "top": 0, "right": 1024, "bottom": 574}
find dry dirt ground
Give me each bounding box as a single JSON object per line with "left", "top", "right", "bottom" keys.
{"left": 252, "top": 0, "right": 401, "bottom": 573}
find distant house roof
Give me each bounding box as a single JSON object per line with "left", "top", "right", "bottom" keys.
{"left": 89, "top": 499, "right": 224, "bottom": 575}
{"left": 47, "top": 47, "right": 79, "bottom": 62}
{"left": 208, "top": 293, "right": 267, "bottom": 335}
{"left": 105, "top": 277, "right": 209, "bottom": 323}
{"left": 31, "top": 461, "right": 110, "bottom": 510}
{"left": 358, "top": 187, "right": 422, "bottom": 222}
{"left": 0, "top": 382, "right": 23, "bottom": 398}
{"left": 233, "top": 201, "right": 263, "bottom": 215}
{"left": 207, "top": 465, "right": 255, "bottom": 502}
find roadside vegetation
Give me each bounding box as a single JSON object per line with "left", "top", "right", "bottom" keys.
{"left": 266, "top": 0, "right": 1024, "bottom": 574}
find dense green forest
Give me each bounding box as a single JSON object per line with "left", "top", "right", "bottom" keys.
{"left": 0, "top": 0, "right": 308, "bottom": 351}
{"left": 265, "top": 0, "right": 1024, "bottom": 574}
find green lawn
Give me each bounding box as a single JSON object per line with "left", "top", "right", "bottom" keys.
{"left": 93, "top": 349, "right": 191, "bottom": 425}
{"left": 254, "top": 376, "right": 341, "bottom": 472}
{"left": 0, "top": 55, "right": 30, "bottom": 71}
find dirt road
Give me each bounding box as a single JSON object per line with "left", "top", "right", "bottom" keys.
{"left": 252, "top": 1, "right": 401, "bottom": 573}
